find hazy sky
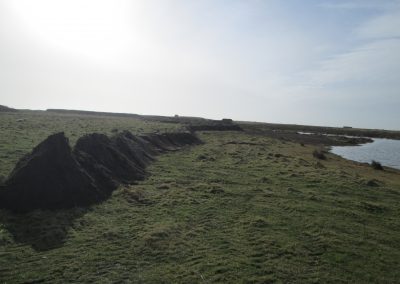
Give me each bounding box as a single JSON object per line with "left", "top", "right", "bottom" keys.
{"left": 1, "top": 0, "right": 399, "bottom": 129}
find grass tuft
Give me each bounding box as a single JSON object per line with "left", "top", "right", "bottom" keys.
{"left": 312, "top": 149, "right": 326, "bottom": 160}
{"left": 371, "top": 160, "right": 383, "bottom": 170}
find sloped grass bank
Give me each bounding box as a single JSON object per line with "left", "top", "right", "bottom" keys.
{"left": 1, "top": 131, "right": 400, "bottom": 283}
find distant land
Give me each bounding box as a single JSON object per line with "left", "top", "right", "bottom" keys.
{"left": 0, "top": 105, "right": 17, "bottom": 112}
{"left": 1, "top": 105, "right": 400, "bottom": 140}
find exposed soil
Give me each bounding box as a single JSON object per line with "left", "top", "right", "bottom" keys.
{"left": 0, "top": 131, "right": 201, "bottom": 212}
{"left": 0, "top": 133, "right": 101, "bottom": 211}
{"left": 188, "top": 121, "right": 243, "bottom": 132}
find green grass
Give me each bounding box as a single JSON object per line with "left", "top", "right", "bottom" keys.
{"left": 1, "top": 113, "right": 400, "bottom": 283}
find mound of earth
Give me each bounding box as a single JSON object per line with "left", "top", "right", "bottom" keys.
{"left": 0, "top": 133, "right": 102, "bottom": 212}
{"left": 74, "top": 133, "right": 149, "bottom": 191}
{"left": 142, "top": 132, "right": 203, "bottom": 152}
{"left": 188, "top": 122, "right": 242, "bottom": 132}
{"left": 0, "top": 131, "right": 201, "bottom": 212}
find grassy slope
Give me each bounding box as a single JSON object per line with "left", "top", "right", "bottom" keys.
{"left": 1, "top": 113, "right": 400, "bottom": 283}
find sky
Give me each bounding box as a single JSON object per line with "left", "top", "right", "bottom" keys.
{"left": 0, "top": 0, "right": 399, "bottom": 130}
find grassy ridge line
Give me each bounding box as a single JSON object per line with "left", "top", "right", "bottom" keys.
{"left": 46, "top": 108, "right": 400, "bottom": 138}
{"left": 46, "top": 108, "right": 209, "bottom": 124}
{"left": 9, "top": 106, "right": 400, "bottom": 138}
{"left": 0, "top": 105, "right": 17, "bottom": 112}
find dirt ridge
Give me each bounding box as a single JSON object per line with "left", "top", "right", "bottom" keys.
{"left": 0, "top": 131, "right": 201, "bottom": 212}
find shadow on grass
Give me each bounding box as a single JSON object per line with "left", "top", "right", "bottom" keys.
{"left": 0, "top": 207, "right": 88, "bottom": 251}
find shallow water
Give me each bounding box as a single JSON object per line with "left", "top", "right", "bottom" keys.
{"left": 330, "top": 138, "right": 400, "bottom": 170}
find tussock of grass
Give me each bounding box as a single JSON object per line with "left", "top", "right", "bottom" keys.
{"left": 371, "top": 160, "right": 384, "bottom": 170}
{"left": 312, "top": 149, "right": 326, "bottom": 160}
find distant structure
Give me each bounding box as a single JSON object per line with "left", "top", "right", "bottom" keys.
{"left": 221, "top": 118, "right": 233, "bottom": 124}
{"left": 343, "top": 126, "right": 352, "bottom": 129}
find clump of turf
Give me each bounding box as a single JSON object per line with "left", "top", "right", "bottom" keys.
{"left": 312, "top": 149, "right": 326, "bottom": 160}
{"left": 371, "top": 160, "right": 383, "bottom": 170}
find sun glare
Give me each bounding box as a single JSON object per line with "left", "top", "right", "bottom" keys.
{"left": 5, "top": 0, "right": 139, "bottom": 61}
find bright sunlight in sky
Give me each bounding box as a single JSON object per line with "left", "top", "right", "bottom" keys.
{"left": 9, "top": 1, "right": 131, "bottom": 58}
{"left": 0, "top": 0, "right": 399, "bottom": 129}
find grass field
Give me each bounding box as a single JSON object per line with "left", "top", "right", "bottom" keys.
{"left": 1, "top": 111, "right": 400, "bottom": 283}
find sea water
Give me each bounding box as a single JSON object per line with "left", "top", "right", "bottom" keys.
{"left": 330, "top": 138, "right": 400, "bottom": 170}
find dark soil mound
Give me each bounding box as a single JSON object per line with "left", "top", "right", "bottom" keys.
{"left": 74, "top": 131, "right": 201, "bottom": 189}
{"left": 74, "top": 133, "right": 148, "bottom": 190}
{"left": 189, "top": 124, "right": 242, "bottom": 132}
{"left": 112, "top": 131, "right": 155, "bottom": 168}
{"left": 162, "top": 132, "right": 203, "bottom": 146}
{"left": 0, "top": 131, "right": 201, "bottom": 212}
{"left": 187, "top": 119, "right": 242, "bottom": 132}
{"left": 0, "top": 133, "right": 102, "bottom": 212}
{"left": 141, "top": 132, "right": 202, "bottom": 152}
